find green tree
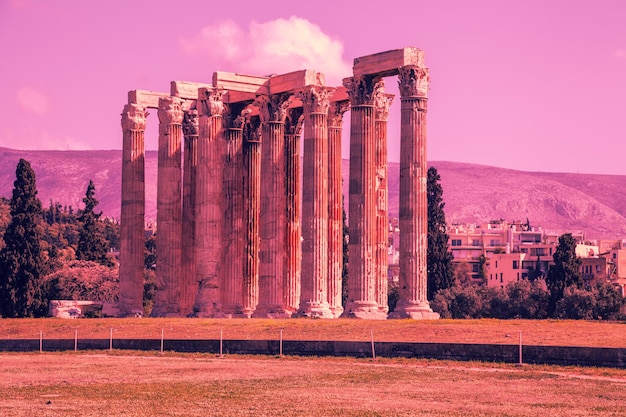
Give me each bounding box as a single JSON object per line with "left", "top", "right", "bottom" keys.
{"left": 427, "top": 167, "right": 455, "bottom": 299}
{"left": 0, "top": 159, "right": 49, "bottom": 317}
{"left": 546, "top": 233, "right": 582, "bottom": 317}
{"left": 76, "top": 180, "right": 112, "bottom": 267}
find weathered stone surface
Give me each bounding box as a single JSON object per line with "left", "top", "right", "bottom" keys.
{"left": 170, "top": 80, "right": 211, "bottom": 100}
{"left": 269, "top": 70, "right": 325, "bottom": 94}
{"left": 353, "top": 47, "right": 425, "bottom": 77}
{"left": 128, "top": 90, "right": 170, "bottom": 109}
{"left": 213, "top": 71, "right": 270, "bottom": 95}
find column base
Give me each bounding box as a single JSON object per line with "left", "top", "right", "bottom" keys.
{"left": 329, "top": 306, "right": 344, "bottom": 319}
{"left": 341, "top": 301, "right": 387, "bottom": 320}
{"left": 388, "top": 301, "right": 440, "bottom": 320}
{"left": 297, "top": 302, "right": 334, "bottom": 319}
{"left": 252, "top": 305, "right": 294, "bottom": 319}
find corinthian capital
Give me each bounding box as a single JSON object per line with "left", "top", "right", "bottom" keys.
{"left": 374, "top": 92, "right": 394, "bottom": 121}
{"left": 343, "top": 75, "right": 384, "bottom": 107}
{"left": 255, "top": 93, "right": 294, "bottom": 124}
{"left": 398, "top": 66, "right": 430, "bottom": 98}
{"left": 297, "top": 86, "right": 334, "bottom": 115}
{"left": 121, "top": 103, "right": 148, "bottom": 131}
{"left": 199, "top": 88, "right": 224, "bottom": 117}
{"left": 157, "top": 96, "right": 184, "bottom": 125}
{"left": 182, "top": 110, "right": 199, "bottom": 137}
{"left": 285, "top": 107, "right": 304, "bottom": 136}
{"left": 328, "top": 100, "right": 349, "bottom": 128}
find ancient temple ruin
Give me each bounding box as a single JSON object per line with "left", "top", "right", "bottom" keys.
{"left": 119, "top": 47, "right": 438, "bottom": 319}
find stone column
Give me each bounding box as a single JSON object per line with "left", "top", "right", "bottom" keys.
{"left": 152, "top": 96, "right": 184, "bottom": 317}
{"left": 254, "top": 94, "right": 294, "bottom": 318}
{"left": 327, "top": 100, "right": 349, "bottom": 318}
{"left": 374, "top": 92, "right": 393, "bottom": 315}
{"left": 242, "top": 114, "right": 262, "bottom": 316}
{"left": 119, "top": 103, "right": 147, "bottom": 317}
{"left": 284, "top": 108, "right": 304, "bottom": 314}
{"left": 342, "top": 76, "right": 387, "bottom": 319}
{"left": 391, "top": 65, "right": 439, "bottom": 319}
{"left": 180, "top": 109, "right": 199, "bottom": 317}
{"left": 193, "top": 89, "right": 225, "bottom": 317}
{"left": 297, "top": 86, "right": 334, "bottom": 318}
{"left": 221, "top": 104, "right": 249, "bottom": 317}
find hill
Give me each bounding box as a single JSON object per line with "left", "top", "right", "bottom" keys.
{"left": 0, "top": 148, "right": 625, "bottom": 239}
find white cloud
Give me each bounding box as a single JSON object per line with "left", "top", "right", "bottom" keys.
{"left": 0, "top": 128, "right": 92, "bottom": 151}
{"left": 16, "top": 88, "right": 49, "bottom": 115}
{"left": 614, "top": 49, "right": 626, "bottom": 60}
{"left": 180, "top": 16, "right": 351, "bottom": 85}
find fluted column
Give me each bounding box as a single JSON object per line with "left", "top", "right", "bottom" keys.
{"left": 391, "top": 65, "right": 439, "bottom": 319}
{"left": 297, "top": 86, "right": 334, "bottom": 318}
{"left": 284, "top": 108, "right": 304, "bottom": 313}
{"left": 254, "top": 94, "right": 294, "bottom": 318}
{"left": 119, "top": 103, "right": 147, "bottom": 317}
{"left": 180, "top": 109, "right": 199, "bottom": 316}
{"left": 152, "top": 97, "right": 184, "bottom": 317}
{"left": 193, "top": 89, "right": 225, "bottom": 317}
{"left": 327, "top": 100, "right": 349, "bottom": 318}
{"left": 374, "top": 92, "right": 393, "bottom": 315}
{"left": 342, "top": 76, "right": 387, "bottom": 319}
{"left": 221, "top": 104, "right": 249, "bottom": 317}
{"left": 242, "top": 114, "right": 262, "bottom": 316}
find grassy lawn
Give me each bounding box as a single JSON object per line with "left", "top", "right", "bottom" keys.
{"left": 1, "top": 352, "right": 626, "bottom": 416}
{"left": 1, "top": 318, "right": 626, "bottom": 347}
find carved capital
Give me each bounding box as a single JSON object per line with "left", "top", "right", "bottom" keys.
{"left": 224, "top": 104, "right": 254, "bottom": 130}
{"left": 398, "top": 66, "right": 430, "bottom": 98}
{"left": 285, "top": 107, "right": 304, "bottom": 136}
{"left": 374, "top": 93, "right": 394, "bottom": 121}
{"left": 328, "top": 100, "right": 350, "bottom": 128}
{"left": 343, "top": 75, "right": 384, "bottom": 107}
{"left": 243, "top": 114, "right": 262, "bottom": 143}
{"left": 199, "top": 88, "right": 225, "bottom": 117}
{"left": 157, "top": 96, "right": 184, "bottom": 125}
{"left": 121, "top": 103, "right": 148, "bottom": 131}
{"left": 255, "top": 93, "right": 293, "bottom": 124}
{"left": 297, "top": 86, "right": 334, "bottom": 115}
{"left": 182, "top": 110, "right": 199, "bottom": 137}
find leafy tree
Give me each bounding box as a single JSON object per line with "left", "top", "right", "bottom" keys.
{"left": 546, "top": 233, "right": 582, "bottom": 317}
{"left": 76, "top": 180, "right": 112, "bottom": 267}
{"left": 427, "top": 167, "right": 455, "bottom": 299}
{"left": 593, "top": 281, "right": 624, "bottom": 320}
{"left": 44, "top": 260, "right": 119, "bottom": 302}
{"left": 0, "top": 159, "right": 49, "bottom": 317}
{"left": 555, "top": 286, "right": 596, "bottom": 319}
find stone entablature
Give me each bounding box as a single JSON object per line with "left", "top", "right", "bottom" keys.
{"left": 118, "top": 47, "right": 437, "bottom": 320}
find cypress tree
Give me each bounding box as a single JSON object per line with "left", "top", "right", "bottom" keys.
{"left": 427, "top": 166, "right": 455, "bottom": 300}
{"left": 76, "top": 180, "right": 112, "bottom": 266}
{"left": 0, "top": 159, "right": 48, "bottom": 317}
{"left": 546, "top": 233, "right": 583, "bottom": 317}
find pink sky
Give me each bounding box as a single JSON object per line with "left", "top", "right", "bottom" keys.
{"left": 0, "top": 0, "right": 624, "bottom": 174}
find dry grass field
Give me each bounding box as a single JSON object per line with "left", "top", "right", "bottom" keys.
{"left": 1, "top": 318, "right": 626, "bottom": 347}
{"left": 1, "top": 352, "right": 626, "bottom": 416}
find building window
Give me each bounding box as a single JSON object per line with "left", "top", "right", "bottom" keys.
{"left": 490, "top": 239, "right": 500, "bottom": 246}
{"left": 472, "top": 239, "right": 480, "bottom": 246}
{"left": 495, "top": 261, "right": 498, "bottom": 268}
{"left": 451, "top": 239, "right": 462, "bottom": 247}
{"left": 472, "top": 264, "right": 480, "bottom": 273}
{"left": 513, "top": 260, "right": 519, "bottom": 269}
{"left": 536, "top": 248, "right": 545, "bottom": 256}
{"left": 500, "top": 273, "right": 503, "bottom": 283}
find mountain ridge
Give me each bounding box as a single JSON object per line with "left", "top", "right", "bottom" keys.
{"left": 0, "top": 148, "right": 624, "bottom": 239}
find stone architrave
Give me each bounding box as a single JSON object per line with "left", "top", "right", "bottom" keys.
{"left": 297, "top": 86, "right": 334, "bottom": 318}
{"left": 193, "top": 89, "right": 226, "bottom": 317}
{"left": 327, "top": 100, "right": 349, "bottom": 318}
{"left": 242, "top": 113, "right": 262, "bottom": 316}
{"left": 152, "top": 96, "right": 184, "bottom": 317}
{"left": 119, "top": 103, "right": 148, "bottom": 317}
{"left": 181, "top": 109, "right": 199, "bottom": 316}
{"left": 374, "top": 91, "right": 393, "bottom": 315}
{"left": 254, "top": 93, "right": 295, "bottom": 318}
{"left": 342, "top": 76, "right": 387, "bottom": 319}
{"left": 391, "top": 65, "right": 439, "bottom": 319}
{"left": 284, "top": 108, "right": 304, "bottom": 313}
{"left": 221, "top": 103, "right": 251, "bottom": 317}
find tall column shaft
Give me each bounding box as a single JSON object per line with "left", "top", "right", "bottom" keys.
{"left": 255, "top": 94, "right": 293, "bottom": 318}
{"left": 343, "top": 76, "right": 386, "bottom": 319}
{"left": 284, "top": 108, "right": 304, "bottom": 313}
{"left": 242, "top": 115, "right": 262, "bottom": 316}
{"left": 152, "top": 97, "right": 184, "bottom": 317}
{"left": 375, "top": 93, "right": 393, "bottom": 315}
{"left": 393, "top": 66, "right": 439, "bottom": 319}
{"left": 181, "top": 110, "right": 199, "bottom": 316}
{"left": 119, "top": 104, "right": 147, "bottom": 317}
{"left": 193, "top": 91, "right": 225, "bottom": 317}
{"left": 327, "top": 101, "right": 349, "bottom": 318}
{"left": 298, "top": 87, "right": 334, "bottom": 318}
